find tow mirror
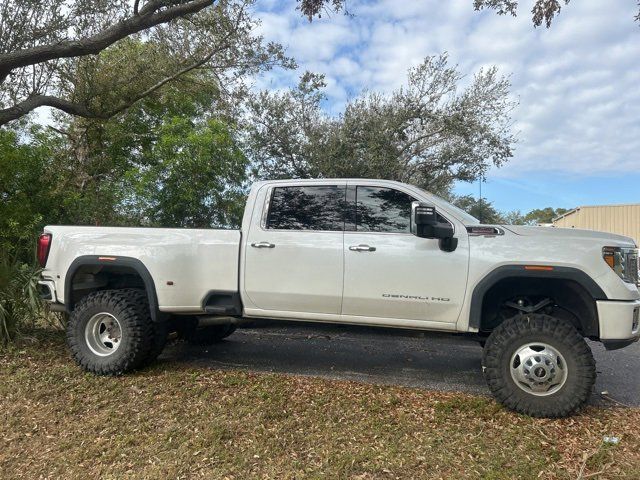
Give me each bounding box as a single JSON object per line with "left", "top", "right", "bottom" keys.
{"left": 411, "top": 202, "right": 458, "bottom": 252}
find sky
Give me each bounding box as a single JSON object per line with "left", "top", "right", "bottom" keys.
{"left": 251, "top": 0, "right": 640, "bottom": 213}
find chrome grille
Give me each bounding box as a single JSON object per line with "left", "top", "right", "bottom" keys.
{"left": 625, "top": 249, "right": 639, "bottom": 286}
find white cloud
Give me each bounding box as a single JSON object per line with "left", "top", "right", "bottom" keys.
{"left": 252, "top": 0, "right": 640, "bottom": 176}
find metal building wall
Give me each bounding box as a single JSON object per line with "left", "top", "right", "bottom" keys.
{"left": 553, "top": 205, "right": 640, "bottom": 244}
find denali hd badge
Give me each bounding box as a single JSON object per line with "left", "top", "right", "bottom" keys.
{"left": 382, "top": 294, "right": 450, "bottom": 302}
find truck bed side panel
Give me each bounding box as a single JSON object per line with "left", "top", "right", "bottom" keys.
{"left": 43, "top": 226, "right": 240, "bottom": 312}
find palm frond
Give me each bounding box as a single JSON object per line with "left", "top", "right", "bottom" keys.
{"left": 0, "top": 252, "right": 43, "bottom": 347}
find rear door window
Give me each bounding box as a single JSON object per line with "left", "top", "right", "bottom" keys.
{"left": 266, "top": 185, "right": 346, "bottom": 231}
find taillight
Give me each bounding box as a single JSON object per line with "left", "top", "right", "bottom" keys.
{"left": 37, "top": 233, "right": 52, "bottom": 267}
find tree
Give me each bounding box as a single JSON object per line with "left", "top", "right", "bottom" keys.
{"left": 0, "top": 0, "right": 344, "bottom": 126}
{"left": 501, "top": 210, "right": 526, "bottom": 225}
{"left": 4, "top": 0, "right": 292, "bottom": 228}
{"left": 473, "top": 0, "right": 640, "bottom": 27}
{"left": 246, "top": 55, "right": 516, "bottom": 197}
{"left": 36, "top": 71, "right": 250, "bottom": 228}
{"left": 298, "top": 0, "right": 348, "bottom": 20}
{"left": 452, "top": 195, "right": 505, "bottom": 224}
{"left": 244, "top": 71, "right": 327, "bottom": 180}
{"left": 0, "top": 0, "right": 286, "bottom": 241}
{"left": 130, "top": 117, "right": 249, "bottom": 228}
{"left": 0, "top": 129, "right": 54, "bottom": 260}
{"left": 300, "top": 0, "right": 640, "bottom": 27}
{"left": 1, "top": 81, "right": 249, "bottom": 268}
{"left": 450, "top": 199, "right": 571, "bottom": 226}
{"left": 523, "top": 207, "right": 569, "bottom": 224}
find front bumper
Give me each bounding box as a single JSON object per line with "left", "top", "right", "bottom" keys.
{"left": 597, "top": 299, "right": 640, "bottom": 350}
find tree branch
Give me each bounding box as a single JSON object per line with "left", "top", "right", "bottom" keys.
{"left": 0, "top": 95, "right": 105, "bottom": 124}
{"left": 398, "top": 127, "right": 446, "bottom": 158}
{"left": 0, "top": 0, "right": 214, "bottom": 83}
{"left": 0, "top": 47, "right": 219, "bottom": 126}
{"left": 0, "top": 1, "right": 257, "bottom": 126}
{"left": 107, "top": 48, "right": 219, "bottom": 116}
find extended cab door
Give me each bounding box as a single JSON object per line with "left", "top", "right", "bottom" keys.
{"left": 243, "top": 183, "right": 346, "bottom": 315}
{"left": 341, "top": 183, "right": 469, "bottom": 324}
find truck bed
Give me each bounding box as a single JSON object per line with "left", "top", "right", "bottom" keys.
{"left": 43, "top": 226, "right": 241, "bottom": 312}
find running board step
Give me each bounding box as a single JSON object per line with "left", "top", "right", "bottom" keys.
{"left": 201, "top": 291, "right": 242, "bottom": 316}
{"left": 204, "top": 305, "right": 237, "bottom": 314}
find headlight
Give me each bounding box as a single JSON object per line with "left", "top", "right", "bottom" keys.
{"left": 603, "top": 246, "right": 639, "bottom": 285}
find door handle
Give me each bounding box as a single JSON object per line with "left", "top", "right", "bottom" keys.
{"left": 349, "top": 244, "right": 376, "bottom": 252}
{"left": 251, "top": 242, "right": 275, "bottom": 249}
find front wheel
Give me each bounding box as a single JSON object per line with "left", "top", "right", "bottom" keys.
{"left": 482, "top": 314, "right": 596, "bottom": 418}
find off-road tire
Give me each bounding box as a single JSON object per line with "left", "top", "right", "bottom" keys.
{"left": 67, "top": 289, "right": 154, "bottom": 375}
{"left": 187, "top": 324, "right": 237, "bottom": 346}
{"left": 123, "top": 289, "right": 167, "bottom": 367}
{"left": 482, "top": 313, "right": 596, "bottom": 418}
{"left": 119, "top": 289, "right": 166, "bottom": 366}
{"left": 141, "top": 319, "right": 169, "bottom": 366}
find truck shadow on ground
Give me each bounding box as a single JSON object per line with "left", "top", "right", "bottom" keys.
{"left": 160, "top": 321, "right": 639, "bottom": 407}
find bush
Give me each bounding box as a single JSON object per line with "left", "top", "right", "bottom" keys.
{"left": 0, "top": 253, "right": 42, "bottom": 347}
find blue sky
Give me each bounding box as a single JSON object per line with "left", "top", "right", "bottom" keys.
{"left": 251, "top": 0, "right": 640, "bottom": 213}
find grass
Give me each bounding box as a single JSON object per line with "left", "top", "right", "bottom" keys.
{"left": 1, "top": 330, "right": 639, "bottom": 479}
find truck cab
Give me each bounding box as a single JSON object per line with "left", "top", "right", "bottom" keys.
{"left": 241, "top": 179, "right": 470, "bottom": 330}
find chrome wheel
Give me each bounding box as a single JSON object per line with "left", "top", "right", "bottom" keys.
{"left": 85, "top": 312, "right": 122, "bottom": 356}
{"left": 510, "top": 342, "right": 568, "bottom": 396}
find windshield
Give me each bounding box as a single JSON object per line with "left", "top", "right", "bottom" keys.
{"left": 417, "top": 188, "right": 481, "bottom": 225}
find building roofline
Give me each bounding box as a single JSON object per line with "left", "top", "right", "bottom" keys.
{"left": 553, "top": 207, "right": 579, "bottom": 222}
{"left": 553, "top": 203, "right": 640, "bottom": 222}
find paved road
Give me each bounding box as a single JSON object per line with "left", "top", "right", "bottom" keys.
{"left": 161, "top": 321, "right": 639, "bottom": 407}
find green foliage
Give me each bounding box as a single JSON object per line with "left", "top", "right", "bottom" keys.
{"left": 452, "top": 195, "right": 569, "bottom": 225}
{"left": 19, "top": 36, "right": 252, "bottom": 229}
{"left": 131, "top": 117, "right": 249, "bottom": 228}
{"left": 0, "top": 86, "right": 248, "bottom": 347}
{"left": 500, "top": 210, "right": 527, "bottom": 225}
{"left": 473, "top": 0, "right": 640, "bottom": 28}
{"left": 246, "top": 55, "right": 516, "bottom": 197}
{"left": 0, "top": 129, "right": 54, "bottom": 260}
{"left": 453, "top": 195, "right": 505, "bottom": 224}
{"left": 0, "top": 253, "right": 42, "bottom": 347}
{"left": 1, "top": 0, "right": 294, "bottom": 125}
{"left": 0, "top": 0, "right": 283, "bottom": 347}
{"left": 523, "top": 207, "right": 569, "bottom": 224}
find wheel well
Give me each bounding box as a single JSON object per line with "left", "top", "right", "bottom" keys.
{"left": 478, "top": 277, "right": 599, "bottom": 338}
{"left": 65, "top": 256, "right": 160, "bottom": 321}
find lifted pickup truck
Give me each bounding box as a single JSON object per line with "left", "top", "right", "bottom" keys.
{"left": 38, "top": 179, "right": 639, "bottom": 417}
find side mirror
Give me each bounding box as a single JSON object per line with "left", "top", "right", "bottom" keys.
{"left": 411, "top": 202, "right": 458, "bottom": 252}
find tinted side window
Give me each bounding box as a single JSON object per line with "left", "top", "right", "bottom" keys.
{"left": 266, "top": 186, "right": 346, "bottom": 231}
{"left": 356, "top": 186, "right": 414, "bottom": 233}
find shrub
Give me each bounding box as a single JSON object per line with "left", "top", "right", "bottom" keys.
{"left": 0, "top": 252, "right": 42, "bottom": 347}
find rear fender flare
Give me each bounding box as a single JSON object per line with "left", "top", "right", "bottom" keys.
{"left": 64, "top": 255, "right": 160, "bottom": 322}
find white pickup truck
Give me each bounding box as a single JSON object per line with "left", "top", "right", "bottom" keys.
{"left": 37, "top": 179, "right": 639, "bottom": 417}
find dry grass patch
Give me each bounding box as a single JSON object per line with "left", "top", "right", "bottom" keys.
{"left": 1, "top": 331, "right": 639, "bottom": 479}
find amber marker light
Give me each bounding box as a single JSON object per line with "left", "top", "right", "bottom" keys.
{"left": 602, "top": 247, "right": 616, "bottom": 269}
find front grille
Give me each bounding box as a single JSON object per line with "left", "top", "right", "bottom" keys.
{"left": 625, "top": 249, "right": 639, "bottom": 285}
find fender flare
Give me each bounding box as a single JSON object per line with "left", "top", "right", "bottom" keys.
{"left": 468, "top": 265, "right": 608, "bottom": 330}
{"left": 64, "top": 255, "right": 160, "bottom": 322}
